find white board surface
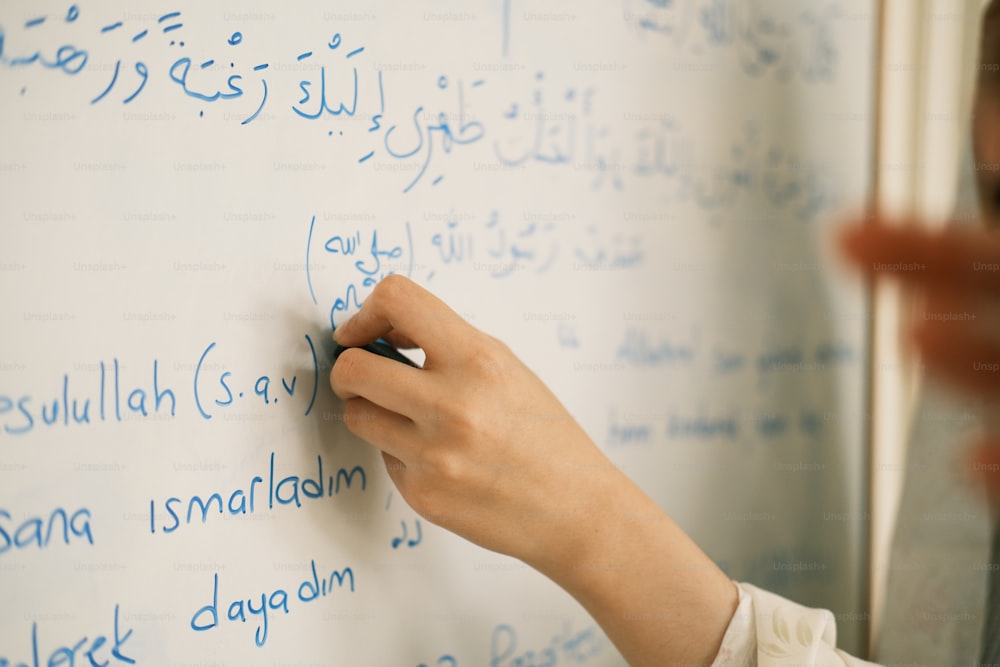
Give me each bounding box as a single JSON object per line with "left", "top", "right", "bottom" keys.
{"left": 0, "top": 1, "right": 874, "bottom": 663}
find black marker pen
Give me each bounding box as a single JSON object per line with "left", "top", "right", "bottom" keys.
{"left": 332, "top": 339, "right": 420, "bottom": 368}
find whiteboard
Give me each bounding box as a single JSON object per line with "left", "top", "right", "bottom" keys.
{"left": 0, "top": 0, "right": 875, "bottom": 663}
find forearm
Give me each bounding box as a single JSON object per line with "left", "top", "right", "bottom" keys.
{"left": 526, "top": 463, "right": 739, "bottom": 667}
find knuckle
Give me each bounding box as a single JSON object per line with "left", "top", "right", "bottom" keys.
{"left": 467, "top": 337, "right": 514, "bottom": 380}
{"left": 448, "top": 415, "right": 477, "bottom": 443}
{"left": 372, "top": 274, "right": 409, "bottom": 308}
{"left": 422, "top": 448, "right": 466, "bottom": 483}
{"left": 428, "top": 394, "right": 479, "bottom": 438}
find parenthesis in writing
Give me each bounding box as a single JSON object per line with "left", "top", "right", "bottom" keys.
{"left": 194, "top": 341, "right": 217, "bottom": 420}
{"left": 305, "top": 333, "right": 318, "bottom": 417}
{"left": 306, "top": 215, "right": 318, "bottom": 305}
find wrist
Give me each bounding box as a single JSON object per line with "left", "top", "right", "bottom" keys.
{"left": 522, "top": 455, "right": 738, "bottom": 666}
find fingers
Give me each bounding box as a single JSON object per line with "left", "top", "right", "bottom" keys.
{"left": 330, "top": 346, "right": 430, "bottom": 420}
{"left": 340, "top": 397, "right": 416, "bottom": 463}
{"left": 912, "top": 291, "right": 1000, "bottom": 397}
{"left": 839, "top": 220, "right": 1000, "bottom": 400}
{"left": 914, "top": 322, "right": 1000, "bottom": 397}
{"left": 333, "top": 275, "right": 474, "bottom": 361}
{"left": 381, "top": 330, "right": 420, "bottom": 350}
{"left": 838, "top": 222, "right": 1000, "bottom": 298}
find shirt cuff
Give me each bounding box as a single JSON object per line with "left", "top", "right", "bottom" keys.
{"left": 710, "top": 581, "right": 881, "bottom": 667}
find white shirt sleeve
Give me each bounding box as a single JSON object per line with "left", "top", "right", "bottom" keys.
{"left": 711, "top": 582, "right": 882, "bottom": 666}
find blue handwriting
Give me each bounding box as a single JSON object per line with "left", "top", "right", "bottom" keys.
{"left": 2, "top": 7, "right": 840, "bottom": 211}
{"left": 489, "top": 622, "right": 606, "bottom": 667}
{"left": 0, "top": 603, "right": 135, "bottom": 666}
{"left": 148, "top": 452, "right": 366, "bottom": 535}
{"left": 0, "top": 334, "right": 321, "bottom": 437}
{"left": 190, "top": 560, "right": 355, "bottom": 648}
{"left": 623, "top": 0, "right": 840, "bottom": 83}
{"left": 0, "top": 506, "right": 93, "bottom": 555}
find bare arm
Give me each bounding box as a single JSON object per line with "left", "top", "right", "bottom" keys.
{"left": 329, "top": 274, "right": 738, "bottom": 667}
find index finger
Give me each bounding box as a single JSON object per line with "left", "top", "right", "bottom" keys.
{"left": 333, "top": 275, "right": 475, "bottom": 362}
{"left": 838, "top": 222, "right": 1000, "bottom": 297}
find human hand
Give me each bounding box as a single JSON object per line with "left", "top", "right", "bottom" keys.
{"left": 328, "top": 275, "right": 625, "bottom": 571}
{"left": 329, "top": 275, "right": 741, "bottom": 666}
{"left": 839, "top": 222, "right": 1000, "bottom": 507}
